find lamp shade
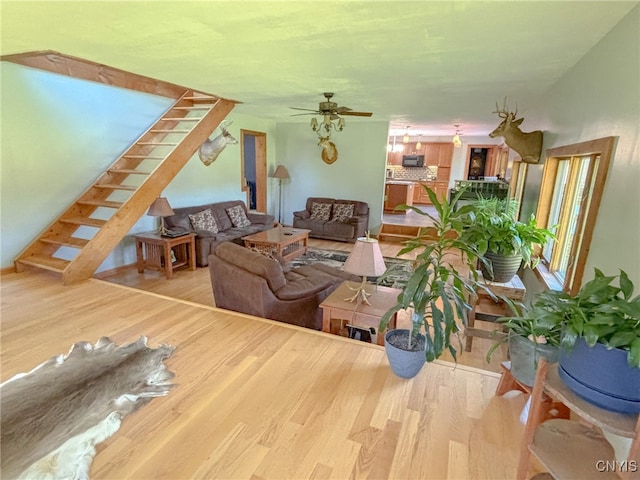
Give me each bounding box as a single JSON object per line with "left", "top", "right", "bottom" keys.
{"left": 342, "top": 237, "right": 387, "bottom": 277}
{"left": 147, "top": 197, "right": 174, "bottom": 217}
{"left": 272, "top": 165, "right": 290, "bottom": 180}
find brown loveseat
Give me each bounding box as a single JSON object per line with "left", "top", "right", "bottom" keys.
{"left": 163, "top": 200, "right": 274, "bottom": 267}
{"left": 208, "top": 242, "right": 358, "bottom": 330}
{"left": 292, "top": 197, "right": 369, "bottom": 243}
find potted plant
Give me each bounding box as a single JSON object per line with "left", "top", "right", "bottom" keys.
{"left": 460, "top": 197, "right": 555, "bottom": 283}
{"left": 378, "top": 187, "right": 491, "bottom": 378}
{"left": 486, "top": 298, "right": 563, "bottom": 386}
{"left": 527, "top": 269, "right": 640, "bottom": 413}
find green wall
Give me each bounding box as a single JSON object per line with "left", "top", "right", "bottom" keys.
{"left": 0, "top": 62, "right": 277, "bottom": 271}
{"left": 521, "top": 4, "right": 640, "bottom": 288}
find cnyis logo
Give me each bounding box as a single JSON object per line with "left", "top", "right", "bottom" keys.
{"left": 595, "top": 460, "right": 638, "bottom": 473}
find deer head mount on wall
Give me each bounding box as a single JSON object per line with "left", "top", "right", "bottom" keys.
{"left": 489, "top": 98, "right": 543, "bottom": 164}
{"left": 317, "top": 135, "right": 338, "bottom": 165}
{"left": 198, "top": 120, "right": 238, "bottom": 166}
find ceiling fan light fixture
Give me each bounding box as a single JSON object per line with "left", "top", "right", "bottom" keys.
{"left": 310, "top": 118, "right": 319, "bottom": 131}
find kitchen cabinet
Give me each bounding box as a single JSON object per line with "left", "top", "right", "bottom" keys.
{"left": 384, "top": 182, "right": 414, "bottom": 213}
{"left": 413, "top": 181, "right": 449, "bottom": 205}
{"left": 387, "top": 150, "right": 403, "bottom": 165}
{"left": 423, "top": 143, "right": 453, "bottom": 168}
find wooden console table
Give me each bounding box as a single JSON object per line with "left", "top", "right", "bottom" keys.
{"left": 134, "top": 232, "right": 196, "bottom": 279}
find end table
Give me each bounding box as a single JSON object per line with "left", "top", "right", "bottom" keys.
{"left": 134, "top": 232, "right": 196, "bottom": 279}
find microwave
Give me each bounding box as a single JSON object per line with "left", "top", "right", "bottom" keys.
{"left": 402, "top": 155, "right": 424, "bottom": 167}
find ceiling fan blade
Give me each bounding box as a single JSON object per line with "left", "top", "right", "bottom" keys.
{"left": 340, "top": 111, "right": 373, "bottom": 117}
{"left": 289, "top": 107, "right": 320, "bottom": 113}
{"left": 330, "top": 114, "right": 340, "bottom": 120}
{"left": 335, "top": 106, "right": 353, "bottom": 114}
{"left": 290, "top": 112, "right": 318, "bottom": 116}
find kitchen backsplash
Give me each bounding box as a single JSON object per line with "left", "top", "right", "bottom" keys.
{"left": 388, "top": 165, "right": 438, "bottom": 181}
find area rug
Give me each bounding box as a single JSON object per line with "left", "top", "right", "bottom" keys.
{"left": 0, "top": 336, "right": 175, "bottom": 479}
{"left": 288, "top": 247, "right": 414, "bottom": 288}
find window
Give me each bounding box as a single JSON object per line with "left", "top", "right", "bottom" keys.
{"left": 535, "top": 137, "right": 615, "bottom": 294}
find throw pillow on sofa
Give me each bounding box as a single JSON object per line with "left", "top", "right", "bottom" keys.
{"left": 226, "top": 205, "right": 251, "bottom": 228}
{"left": 188, "top": 209, "right": 219, "bottom": 233}
{"left": 310, "top": 202, "right": 332, "bottom": 221}
{"left": 331, "top": 203, "right": 354, "bottom": 222}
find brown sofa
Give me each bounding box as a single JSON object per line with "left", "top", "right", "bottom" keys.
{"left": 208, "top": 242, "right": 358, "bottom": 330}
{"left": 163, "top": 200, "right": 274, "bottom": 267}
{"left": 292, "top": 197, "right": 369, "bottom": 243}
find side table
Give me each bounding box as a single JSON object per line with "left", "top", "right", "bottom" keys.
{"left": 465, "top": 272, "right": 526, "bottom": 351}
{"left": 320, "top": 281, "right": 400, "bottom": 346}
{"left": 134, "top": 232, "right": 196, "bottom": 279}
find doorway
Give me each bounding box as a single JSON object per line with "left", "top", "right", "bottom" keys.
{"left": 240, "top": 130, "right": 267, "bottom": 212}
{"left": 464, "top": 144, "right": 508, "bottom": 180}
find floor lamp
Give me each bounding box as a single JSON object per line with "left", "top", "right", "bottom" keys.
{"left": 272, "top": 165, "right": 290, "bottom": 225}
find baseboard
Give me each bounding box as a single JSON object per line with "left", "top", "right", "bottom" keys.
{"left": 93, "top": 263, "right": 137, "bottom": 279}
{"left": 1, "top": 265, "right": 16, "bottom": 275}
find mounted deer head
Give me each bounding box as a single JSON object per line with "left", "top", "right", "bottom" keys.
{"left": 489, "top": 98, "right": 543, "bottom": 164}
{"left": 198, "top": 120, "right": 238, "bottom": 166}
{"left": 317, "top": 135, "right": 338, "bottom": 164}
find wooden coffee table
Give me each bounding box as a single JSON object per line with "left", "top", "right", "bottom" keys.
{"left": 320, "top": 282, "right": 401, "bottom": 346}
{"left": 242, "top": 227, "right": 310, "bottom": 262}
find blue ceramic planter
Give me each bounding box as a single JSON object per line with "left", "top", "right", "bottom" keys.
{"left": 384, "top": 330, "right": 426, "bottom": 379}
{"left": 558, "top": 337, "right": 640, "bottom": 414}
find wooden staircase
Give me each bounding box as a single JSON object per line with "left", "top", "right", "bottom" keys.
{"left": 14, "top": 91, "right": 235, "bottom": 284}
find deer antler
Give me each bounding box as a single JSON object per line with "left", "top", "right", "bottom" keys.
{"left": 493, "top": 97, "right": 517, "bottom": 119}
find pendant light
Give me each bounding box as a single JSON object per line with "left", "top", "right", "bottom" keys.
{"left": 416, "top": 134, "right": 422, "bottom": 150}
{"left": 452, "top": 125, "right": 463, "bottom": 148}
{"left": 403, "top": 126, "right": 410, "bottom": 143}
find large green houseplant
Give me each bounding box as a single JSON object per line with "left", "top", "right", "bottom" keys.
{"left": 486, "top": 297, "right": 563, "bottom": 386}
{"left": 499, "top": 268, "right": 640, "bottom": 412}
{"left": 379, "top": 187, "right": 492, "bottom": 377}
{"left": 460, "top": 197, "right": 555, "bottom": 282}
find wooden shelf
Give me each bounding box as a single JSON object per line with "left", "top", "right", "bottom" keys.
{"left": 517, "top": 360, "right": 640, "bottom": 480}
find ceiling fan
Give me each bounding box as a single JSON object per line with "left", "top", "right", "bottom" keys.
{"left": 290, "top": 92, "right": 373, "bottom": 119}
{"left": 290, "top": 92, "right": 373, "bottom": 137}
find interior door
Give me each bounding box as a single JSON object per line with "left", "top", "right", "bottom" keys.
{"left": 241, "top": 130, "right": 267, "bottom": 212}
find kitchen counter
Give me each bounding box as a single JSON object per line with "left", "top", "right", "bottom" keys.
{"left": 384, "top": 182, "right": 414, "bottom": 213}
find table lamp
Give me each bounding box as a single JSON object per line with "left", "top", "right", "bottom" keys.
{"left": 342, "top": 236, "right": 387, "bottom": 305}
{"left": 147, "top": 197, "right": 175, "bottom": 236}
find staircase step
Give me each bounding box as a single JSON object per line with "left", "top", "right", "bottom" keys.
{"left": 18, "top": 254, "right": 70, "bottom": 273}
{"left": 149, "top": 129, "right": 191, "bottom": 133}
{"left": 77, "top": 199, "right": 124, "bottom": 208}
{"left": 161, "top": 117, "right": 201, "bottom": 122}
{"left": 40, "top": 237, "right": 89, "bottom": 248}
{"left": 137, "top": 142, "right": 178, "bottom": 146}
{"left": 94, "top": 184, "right": 137, "bottom": 191}
{"left": 108, "top": 169, "right": 152, "bottom": 175}
{"left": 60, "top": 216, "right": 107, "bottom": 228}
{"left": 171, "top": 106, "right": 212, "bottom": 111}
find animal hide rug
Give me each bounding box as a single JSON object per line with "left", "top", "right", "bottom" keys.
{"left": 0, "top": 336, "right": 175, "bottom": 479}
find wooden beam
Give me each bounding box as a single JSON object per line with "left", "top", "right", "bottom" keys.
{"left": 0, "top": 50, "right": 240, "bottom": 103}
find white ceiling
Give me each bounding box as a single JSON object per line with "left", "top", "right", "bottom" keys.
{"left": 1, "top": 1, "right": 636, "bottom": 137}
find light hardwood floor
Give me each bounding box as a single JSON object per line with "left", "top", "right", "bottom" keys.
{"left": 1, "top": 270, "right": 539, "bottom": 479}
{"left": 102, "top": 237, "right": 509, "bottom": 374}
